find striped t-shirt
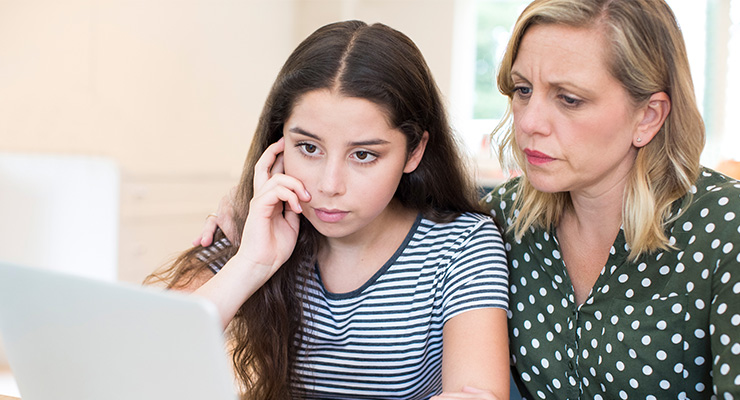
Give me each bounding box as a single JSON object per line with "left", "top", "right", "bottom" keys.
{"left": 207, "top": 212, "right": 508, "bottom": 399}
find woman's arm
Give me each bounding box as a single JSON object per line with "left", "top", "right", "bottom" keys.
{"left": 710, "top": 230, "right": 740, "bottom": 396}
{"left": 193, "top": 186, "right": 238, "bottom": 247}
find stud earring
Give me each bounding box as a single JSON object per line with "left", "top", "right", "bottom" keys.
{"left": 636, "top": 137, "right": 642, "bottom": 143}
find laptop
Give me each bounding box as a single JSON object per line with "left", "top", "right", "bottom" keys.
{"left": 0, "top": 262, "right": 238, "bottom": 400}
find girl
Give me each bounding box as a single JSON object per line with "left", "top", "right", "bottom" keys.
{"left": 150, "top": 21, "right": 509, "bottom": 400}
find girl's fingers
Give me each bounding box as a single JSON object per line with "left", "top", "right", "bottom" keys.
{"left": 254, "top": 138, "right": 285, "bottom": 191}
{"left": 283, "top": 208, "right": 301, "bottom": 233}
{"left": 250, "top": 177, "right": 309, "bottom": 217}
{"left": 271, "top": 152, "right": 285, "bottom": 176}
{"left": 255, "top": 173, "right": 310, "bottom": 203}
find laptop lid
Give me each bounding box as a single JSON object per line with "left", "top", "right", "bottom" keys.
{"left": 0, "top": 262, "right": 237, "bottom": 400}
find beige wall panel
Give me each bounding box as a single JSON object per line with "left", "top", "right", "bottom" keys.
{"left": 0, "top": 0, "right": 95, "bottom": 152}
{"left": 92, "top": 0, "right": 294, "bottom": 176}
{"left": 119, "top": 174, "right": 235, "bottom": 284}
{"left": 1, "top": 0, "right": 294, "bottom": 176}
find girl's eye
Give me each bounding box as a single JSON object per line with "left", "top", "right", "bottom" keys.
{"left": 299, "top": 143, "right": 318, "bottom": 155}
{"left": 353, "top": 150, "right": 377, "bottom": 163}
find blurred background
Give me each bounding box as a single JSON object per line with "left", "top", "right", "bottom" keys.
{"left": 1, "top": 0, "right": 740, "bottom": 396}
{"left": 3, "top": 0, "right": 740, "bottom": 284}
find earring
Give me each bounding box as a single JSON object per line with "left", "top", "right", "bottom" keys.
{"left": 636, "top": 137, "right": 642, "bottom": 143}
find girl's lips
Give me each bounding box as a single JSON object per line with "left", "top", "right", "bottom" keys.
{"left": 523, "top": 149, "right": 555, "bottom": 166}
{"left": 313, "top": 208, "right": 348, "bottom": 223}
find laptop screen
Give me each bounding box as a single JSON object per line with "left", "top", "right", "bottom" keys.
{"left": 0, "top": 262, "right": 237, "bottom": 400}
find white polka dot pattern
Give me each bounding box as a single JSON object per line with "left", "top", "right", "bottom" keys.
{"left": 484, "top": 168, "right": 740, "bottom": 398}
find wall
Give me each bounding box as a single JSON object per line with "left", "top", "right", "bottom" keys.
{"left": 0, "top": 0, "right": 456, "bottom": 284}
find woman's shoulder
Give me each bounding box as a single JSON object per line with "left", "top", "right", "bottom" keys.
{"left": 480, "top": 177, "right": 521, "bottom": 204}
{"left": 683, "top": 167, "right": 740, "bottom": 209}
{"left": 479, "top": 177, "right": 522, "bottom": 227}
{"left": 673, "top": 167, "right": 740, "bottom": 228}
{"left": 691, "top": 167, "right": 740, "bottom": 194}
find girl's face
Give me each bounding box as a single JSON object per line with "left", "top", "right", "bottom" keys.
{"left": 511, "top": 24, "right": 644, "bottom": 197}
{"left": 282, "top": 89, "right": 425, "bottom": 241}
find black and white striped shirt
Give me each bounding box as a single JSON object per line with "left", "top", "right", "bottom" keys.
{"left": 203, "top": 212, "right": 508, "bottom": 399}
{"left": 292, "top": 212, "right": 508, "bottom": 399}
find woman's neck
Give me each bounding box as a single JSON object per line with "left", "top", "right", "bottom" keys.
{"left": 565, "top": 173, "right": 629, "bottom": 235}
{"left": 558, "top": 181, "right": 627, "bottom": 305}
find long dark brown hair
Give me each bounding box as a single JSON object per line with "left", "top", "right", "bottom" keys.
{"left": 148, "top": 20, "right": 483, "bottom": 399}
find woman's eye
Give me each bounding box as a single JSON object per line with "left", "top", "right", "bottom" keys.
{"left": 513, "top": 86, "right": 532, "bottom": 97}
{"left": 560, "top": 95, "right": 582, "bottom": 107}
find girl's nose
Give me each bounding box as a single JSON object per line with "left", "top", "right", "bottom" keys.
{"left": 318, "top": 158, "right": 346, "bottom": 196}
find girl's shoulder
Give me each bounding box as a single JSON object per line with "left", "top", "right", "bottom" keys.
{"left": 420, "top": 211, "right": 497, "bottom": 230}
{"left": 416, "top": 212, "right": 502, "bottom": 244}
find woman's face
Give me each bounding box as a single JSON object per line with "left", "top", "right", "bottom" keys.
{"left": 511, "top": 24, "right": 644, "bottom": 197}
{"left": 281, "top": 89, "right": 424, "bottom": 241}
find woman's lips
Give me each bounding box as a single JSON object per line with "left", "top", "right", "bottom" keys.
{"left": 313, "top": 208, "right": 348, "bottom": 223}
{"left": 523, "top": 149, "right": 555, "bottom": 166}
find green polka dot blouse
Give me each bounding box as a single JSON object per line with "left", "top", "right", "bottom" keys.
{"left": 483, "top": 168, "right": 740, "bottom": 399}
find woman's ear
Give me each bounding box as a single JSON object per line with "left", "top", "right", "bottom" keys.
{"left": 634, "top": 92, "right": 671, "bottom": 147}
{"left": 404, "top": 131, "right": 429, "bottom": 173}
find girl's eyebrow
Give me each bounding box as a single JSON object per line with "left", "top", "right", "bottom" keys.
{"left": 287, "top": 126, "right": 391, "bottom": 147}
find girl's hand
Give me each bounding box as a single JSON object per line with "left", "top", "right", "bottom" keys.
{"left": 430, "top": 386, "right": 501, "bottom": 400}
{"left": 192, "top": 139, "right": 297, "bottom": 247}
{"left": 194, "top": 138, "right": 311, "bottom": 328}
{"left": 235, "top": 138, "right": 311, "bottom": 277}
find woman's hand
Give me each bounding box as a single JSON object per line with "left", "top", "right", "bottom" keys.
{"left": 193, "top": 187, "right": 237, "bottom": 247}
{"left": 431, "top": 386, "right": 502, "bottom": 400}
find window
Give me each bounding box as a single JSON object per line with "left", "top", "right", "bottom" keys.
{"left": 452, "top": 0, "right": 740, "bottom": 183}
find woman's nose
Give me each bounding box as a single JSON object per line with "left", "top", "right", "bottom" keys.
{"left": 515, "top": 95, "right": 551, "bottom": 137}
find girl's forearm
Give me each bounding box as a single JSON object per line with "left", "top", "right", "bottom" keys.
{"left": 193, "top": 253, "right": 274, "bottom": 329}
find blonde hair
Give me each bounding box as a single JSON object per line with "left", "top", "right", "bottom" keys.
{"left": 494, "top": 0, "right": 705, "bottom": 259}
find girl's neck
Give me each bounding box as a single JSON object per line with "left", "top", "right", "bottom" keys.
{"left": 317, "top": 201, "right": 418, "bottom": 294}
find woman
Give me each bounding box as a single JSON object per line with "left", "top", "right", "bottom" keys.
{"left": 151, "top": 21, "right": 510, "bottom": 400}
{"left": 485, "top": 0, "right": 739, "bottom": 397}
